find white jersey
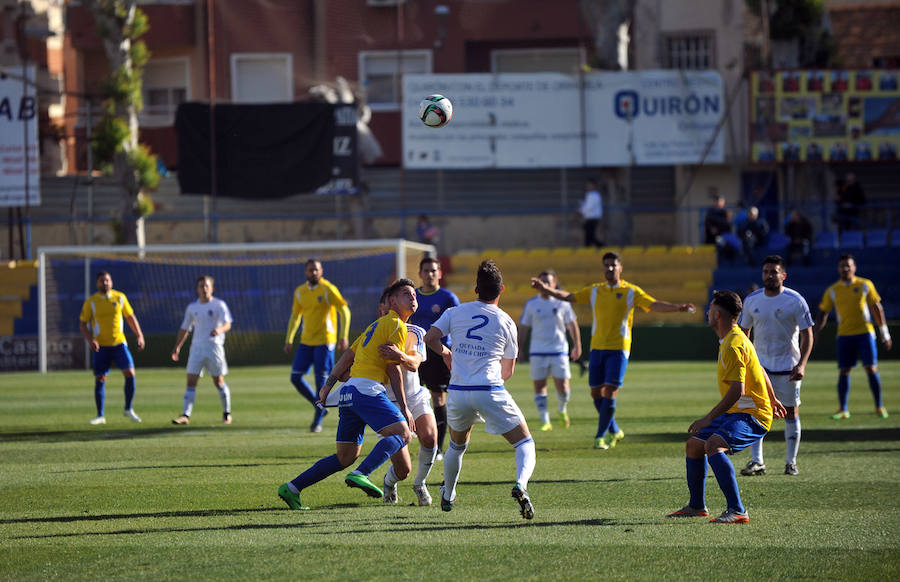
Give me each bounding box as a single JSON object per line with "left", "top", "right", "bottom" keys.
{"left": 520, "top": 295, "right": 576, "bottom": 355}
{"left": 398, "top": 323, "right": 427, "bottom": 400}
{"left": 433, "top": 301, "right": 518, "bottom": 387}
{"left": 738, "top": 287, "right": 813, "bottom": 372}
{"left": 180, "top": 297, "right": 233, "bottom": 347}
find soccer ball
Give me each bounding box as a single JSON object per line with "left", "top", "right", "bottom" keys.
{"left": 418, "top": 94, "right": 453, "bottom": 128}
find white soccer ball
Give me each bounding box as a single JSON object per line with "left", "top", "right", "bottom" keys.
{"left": 418, "top": 94, "right": 453, "bottom": 128}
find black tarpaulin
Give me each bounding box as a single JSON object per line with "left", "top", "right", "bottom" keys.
{"left": 175, "top": 102, "right": 334, "bottom": 198}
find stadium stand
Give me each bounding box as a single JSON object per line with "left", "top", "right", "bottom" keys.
{"left": 813, "top": 231, "right": 838, "bottom": 249}
{"left": 1, "top": 261, "right": 38, "bottom": 336}
{"left": 840, "top": 230, "right": 865, "bottom": 249}
{"left": 445, "top": 245, "right": 715, "bottom": 326}
{"left": 866, "top": 229, "right": 889, "bottom": 247}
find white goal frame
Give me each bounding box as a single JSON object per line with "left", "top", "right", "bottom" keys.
{"left": 36, "top": 239, "right": 435, "bottom": 373}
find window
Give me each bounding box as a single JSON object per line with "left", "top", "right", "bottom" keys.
{"left": 359, "top": 50, "right": 431, "bottom": 110}
{"left": 661, "top": 33, "right": 716, "bottom": 70}
{"left": 140, "top": 57, "right": 189, "bottom": 127}
{"left": 491, "top": 48, "right": 585, "bottom": 74}
{"left": 231, "top": 53, "right": 293, "bottom": 104}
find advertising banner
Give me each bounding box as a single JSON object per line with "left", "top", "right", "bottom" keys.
{"left": 402, "top": 71, "right": 724, "bottom": 169}
{"left": 0, "top": 67, "right": 41, "bottom": 207}
{"left": 749, "top": 69, "right": 900, "bottom": 163}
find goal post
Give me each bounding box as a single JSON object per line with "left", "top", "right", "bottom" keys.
{"left": 37, "top": 239, "right": 435, "bottom": 373}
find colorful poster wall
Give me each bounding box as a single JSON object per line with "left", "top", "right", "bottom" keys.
{"left": 750, "top": 69, "right": 900, "bottom": 163}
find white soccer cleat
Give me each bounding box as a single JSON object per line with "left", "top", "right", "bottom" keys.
{"left": 89, "top": 416, "right": 106, "bottom": 425}
{"left": 413, "top": 484, "right": 432, "bottom": 506}
{"left": 123, "top": 409, "right": 142, "bottom": 423}
{"left": 382, "top": 480, "right": 399, "bottom": 505}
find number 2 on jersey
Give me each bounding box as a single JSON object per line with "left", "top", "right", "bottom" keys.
{"left": 465, "top": 315, "right": 489, "bottom": 341}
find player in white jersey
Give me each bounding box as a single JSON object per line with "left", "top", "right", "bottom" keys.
{"left": 170, "top": 275, "right": 234, "bottom": 425}
{"left": 424, "top": 260, "right": 536, "bottom": 520}
{"left": 738, "top": 255, "right": 813, "bottom": 476}
{"left": 518, "top": 270, "right": 581, "bottom": 431}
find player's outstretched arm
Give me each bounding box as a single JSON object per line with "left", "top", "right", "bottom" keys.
{"left": 649, "top": 300, "right": 695, "bottom": 313}
{"left": 530, "top": 278, "right": 574, "bottom": 302}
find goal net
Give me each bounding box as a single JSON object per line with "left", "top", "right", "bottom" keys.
{"left": 37, "top": 239, "right": 434, "bottom": 373}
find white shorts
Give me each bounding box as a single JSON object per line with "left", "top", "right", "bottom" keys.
{"left": 186, "top": 344, "right": 228, "bottom": 377}
{"left": 770, "top": 374, "right": 801, "bottom": 407}
{"left": 529, "top": 354, "right": 571, "bottom": 381}
{"left": 447, "top": 388, "right": 525, "bottom": 435}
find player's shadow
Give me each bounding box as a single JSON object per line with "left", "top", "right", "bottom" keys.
{"left": 0, "top": 427, "right": 196, "bottom": 443}
{"left": 51, "top": 461, "right": 298, "bottom": 474}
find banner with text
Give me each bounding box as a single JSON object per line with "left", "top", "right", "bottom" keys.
{"left": 402, "top": 71, "right": 724, "bottom": 169}
{"left": 0, "top": 67, "right": 41, "bottom": 207}
{"left": 749, "top": 69, "right": 900, "bottom": 163}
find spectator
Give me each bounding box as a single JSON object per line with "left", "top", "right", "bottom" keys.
{"left": 704, "top": 195, "right": 732, "bottom": 245}
{"left": 835, "top": 173, "right": 866, "bottom": 232}
{"left": 739, "top": 207, "right": 770, "bottom": 264}
{"left": 785, "top": 209, "right": 813, "bottom": 266}
{"left": 579, "top": 178, "right": 604, "bottom": 247}
{"left": 416, "top": 214, "right": 440, "bottom": 246}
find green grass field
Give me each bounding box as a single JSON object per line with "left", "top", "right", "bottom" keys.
{"left": 1, "top": 361, "right": 898, "bottom": 581}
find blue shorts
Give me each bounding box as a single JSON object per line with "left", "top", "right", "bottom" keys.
{"left": 588, "top": 349, "right": 628, "bottom": 388}
{"left": 335, "top": 385, "right": 405, "bottom": 446}
{"left": 837, "top": 333, "right": 877, "bottom": 369}
{"left": 291, "top": 343, "right": 335, "bottom": 387}
{"left": 692, "top": 413, "right": 768, "bottom": 455}
{"left": 92, "top": 344, "right": 135, "bottom": 376}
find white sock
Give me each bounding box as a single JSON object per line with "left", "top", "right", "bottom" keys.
{"left": 414, "top": 445, "right": 436, "bottom": 486}
{"left": 183, "top": 387, "right": 196, "bottom": 416}
{"left": 217, "top": 384, "right": 231, "bottom": 414}
{"left": 513, "top": 436, "right": 536, "bottom": 490}
{"left": 442, "top": 441, "right": 468, "bottom": 501}
{"left": 785, "top": 418, "right": 801, "bottom": 464}
{"left": 384, "top": 464, "right": 399, "bottom": 487}
{"left": 750, "top": 435, "right": 764, "bottom": 464}
{"left": 557, "top": 390, "right": 570, "bottom": 413}
{"left": 534, "top": 394, "right": 550, "bottom": 424}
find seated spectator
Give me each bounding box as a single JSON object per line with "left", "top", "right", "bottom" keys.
{"left": 785, "top": 209, "right": 813, "bottom": 266}
{"left": 416, "top": 214, "right": 440, "bottom": 246}
{"left": 739, "top": 206, "right": 769, "bottom": 264}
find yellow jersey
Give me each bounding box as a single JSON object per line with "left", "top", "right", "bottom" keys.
{"left": 571, "top": 280, "right": 655, "bottom": 352}
{"left": 348, "top": 310, "right": 407, "bottom": 385}
{"left": 819, "top": 277, "right": 882, "bottom": 337}
{"left": 285, "top": 278, "right": 349, "bottom": 346}
{"left": 718, "top": 326, "right": 773, "bottom": 430}
{"left": 79, "top": 290, "right": 135, "bottom": 347}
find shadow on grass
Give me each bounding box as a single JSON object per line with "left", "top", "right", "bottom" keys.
{"left": 52, "top": 461, "right": 296, "bottom": 474}
{"left": 0, "top": 427, "right": 197, "bottom": 443}
{"left": 12, "top": 514, "right": 648, "bottom": 539}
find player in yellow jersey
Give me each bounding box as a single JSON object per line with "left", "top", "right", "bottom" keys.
{"left": 78, "top": 271, "right": 146, "bottom": 425}
{"left": 532, "top": 251, "right": 694, "bottom": 449}
{"left": 283, "top": 259, "right": 351, "bottom": 432}
{"left": 667, "top": 290, "right": 785, "bottom": 524}
{"left": 277, "top": 278, "right": 417, "bottom": 509}
{"left": 814, "top": 254, "right": 892, "bottom": 419}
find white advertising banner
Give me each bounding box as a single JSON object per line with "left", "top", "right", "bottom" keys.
{"left": 0, "top": 67, "right": 41, "bottom": 207}
{"left": 403, "top": 71, "right": 724, "bottom": 168}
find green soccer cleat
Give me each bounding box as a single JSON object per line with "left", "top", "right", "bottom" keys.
{"left": 277, "top": 483, "right": 308, "bottom": 510}
{"left": 559, "top": 411, "right": 571, "bottom": 429}
{"left": 605, "top": 429, "right": 625, "bottom": 448}
{"left": 593, "top": 436, "right": 609, "bottom": 450}
{"left": 540, "top": 422, "right": 553, "bottom": 432}
{"left": 876, "top": 407, "right": 888, "bottom": 419}
{"left": 830, "top": 410, "right": 850, "bottom": 420}
{"left": 345, "top": 472, "right": 383, "bottom": 498}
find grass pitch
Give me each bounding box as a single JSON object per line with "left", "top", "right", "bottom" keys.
{"left": 1, "top": 360, "right": 898, "bottom": 581}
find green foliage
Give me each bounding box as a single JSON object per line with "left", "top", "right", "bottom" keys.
{"left": 1, "top": 361, "right": 898, "bottom": 580}
{"left": 91, "top": 115, "right": 129, "bottom": 171}
{"left": 129, "top": 144, "right": 160, "bottom": 192}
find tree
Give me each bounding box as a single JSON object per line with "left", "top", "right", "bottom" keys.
{"left": 82, "top": 0, "right": 159, "bottom": 245}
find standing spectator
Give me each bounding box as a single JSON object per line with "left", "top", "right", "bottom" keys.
{"left": 416, "top": 214, "right": 440, "bottom": 247}
{"left": 79, "top": 271, "right": 146, "bottom": 425}
{"left": 579, "top": 178, "right": 604, "bottom": 247}
{"left": 835, "top": 173, "right": 866, "bottom": 232}
{"left": 815, "top": 254, "right": 892, "bottom": 419}
{"left": 704, "top": 195, "right": 732, "bottom": 245}
{"left": 785, "top": 209, "right": 813, "bottom": 266}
